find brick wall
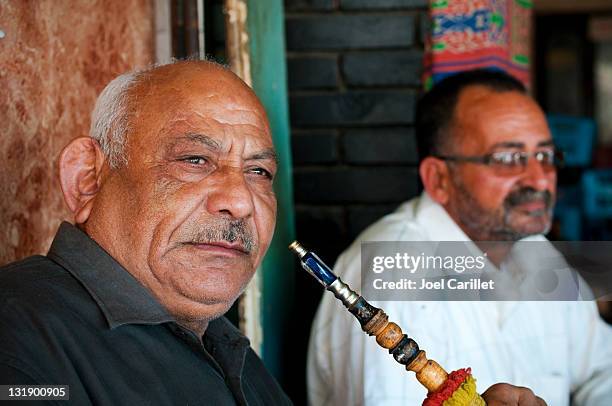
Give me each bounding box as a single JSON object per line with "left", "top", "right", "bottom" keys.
{"left": 283, "top": 1, "right": 428, "bottom": 402}
{"left": 286, "top": 0, "right": 428, "bottom": 265}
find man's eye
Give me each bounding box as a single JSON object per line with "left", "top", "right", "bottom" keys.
{"left": 537, "top": 150, "right": 555, "bottom": 162}
{"left": 181, "top": 156, "right": 207, "bottom": 165}
{"left": 491, "top": 154, "right": 510, "bottom": 165}
{"left": 249, "top": 167, "right": 273, "bottom": 179}
{"left": 492, "top": 153, "right": 521, "bottom": 166}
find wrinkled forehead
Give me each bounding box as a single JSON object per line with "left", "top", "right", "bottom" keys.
{"left": 127, "top": 66, "right": 273, "bottom": 149}
{"left": 452, "top": 86, "right": 551, "bottom": 151}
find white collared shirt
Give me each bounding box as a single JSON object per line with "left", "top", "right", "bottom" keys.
{"left": 307, "top": 192, "right": 612, "bottom": 406}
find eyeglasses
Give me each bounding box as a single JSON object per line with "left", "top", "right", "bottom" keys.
{"left": 434, "top": 149, "right": 564, "bottom": 176}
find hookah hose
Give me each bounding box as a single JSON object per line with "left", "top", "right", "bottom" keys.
{"left": 289, "top": 241, "right": 485, "bottom": 406}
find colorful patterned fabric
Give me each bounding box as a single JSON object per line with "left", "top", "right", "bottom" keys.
{"left": 423, "top": 0, "right": 532, "bottom": 89}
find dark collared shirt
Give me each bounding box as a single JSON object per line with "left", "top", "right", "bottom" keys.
{"left": 0, "top": 222, "right": 291, "bottom": 405}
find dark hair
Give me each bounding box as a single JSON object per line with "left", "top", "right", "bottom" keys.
{"left": 415, "top": 69, "right": 527, "bottom": 161}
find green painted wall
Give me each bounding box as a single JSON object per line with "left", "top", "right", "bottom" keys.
{"left": 246, "top": 0, "right": 296, "bottom": 379}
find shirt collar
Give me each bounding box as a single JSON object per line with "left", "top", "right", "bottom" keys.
{"left": 414, "top": 192, "right": 472, "bottom": 241}
{"left": 47, "top": 222, "right": 174, "bottom": 329}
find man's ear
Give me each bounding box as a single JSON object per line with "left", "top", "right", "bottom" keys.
{"left": 59, "top": 137, "right": 106, "bottom": 224}
{"left": 419, "top": 156, "right": 451, "bottom": 205}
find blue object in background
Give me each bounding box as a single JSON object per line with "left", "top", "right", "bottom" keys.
{"left": 554, "top": 185, "right": 582, "bottom": 241}
{"left": 582, "top": 169, "right": 612, "bottom": 219}
{"left": 547, "top": 115, "right": 596, "bottom": 167}
{"left": 547, "top": 115, "right": 598, "bottom": 240}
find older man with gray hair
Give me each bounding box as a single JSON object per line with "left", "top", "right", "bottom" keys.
{"left": 0, "top": 61, "right": 291, "bottom": 405}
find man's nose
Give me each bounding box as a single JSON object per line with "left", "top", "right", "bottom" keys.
{"left": 206, "top": 167, "right": 254, "bottom": 219}
{"left": 520, "top": 155, "right": 554, "bottom": 190}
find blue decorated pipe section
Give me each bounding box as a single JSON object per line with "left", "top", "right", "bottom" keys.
{"left": 289, "top": 241, "right": 337, "bottom": 287}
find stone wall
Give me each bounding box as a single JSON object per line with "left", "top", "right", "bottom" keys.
{"left": 0, "top": 0, "right": 154, "bottom": 264}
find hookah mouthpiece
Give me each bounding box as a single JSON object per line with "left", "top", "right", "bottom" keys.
{"left": 289, "top": 241, "right": 337, "bottom": 287}
{"left": 289, "top": 241, "right": 486, "bottom": 406}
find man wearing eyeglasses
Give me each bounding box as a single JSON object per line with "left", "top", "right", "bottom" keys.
{"left": 308, "top": 70, "right": 612, "bottom": 405}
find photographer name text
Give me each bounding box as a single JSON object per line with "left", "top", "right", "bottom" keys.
{"left": 372, "top": 277, "right": 495, "bottom": 291}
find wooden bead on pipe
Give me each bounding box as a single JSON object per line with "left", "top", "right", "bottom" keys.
{"left": 408, "top": 351, "right": 448, "bottom": 393}
{"left": 360, "top": 307, "right": 448, "bottom": 392}
{"left": 376, "top": 322, "right": 403, "bottom": 349}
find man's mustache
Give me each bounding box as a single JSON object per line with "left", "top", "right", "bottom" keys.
{"left": 183, "top": 219, "right": 256, "bottom": 254}
{"left": 505, "top": 188, "right": 553, "bottom": 210}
